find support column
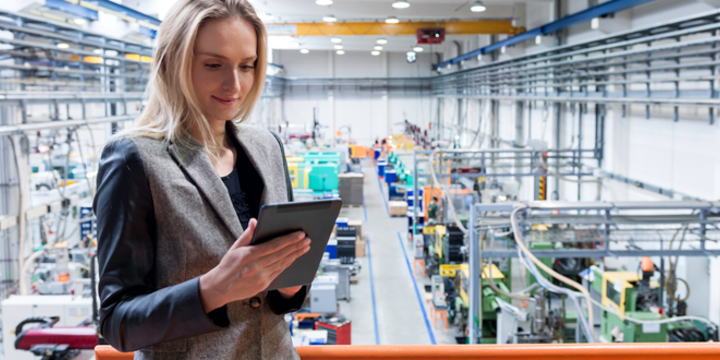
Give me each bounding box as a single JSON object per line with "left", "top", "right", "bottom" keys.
{"left": 515, "top": 100, "right": 526, "bottom": 181}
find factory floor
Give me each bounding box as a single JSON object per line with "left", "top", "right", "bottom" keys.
{"left": 337, "top": 159, "right": 457, "bottom": 345}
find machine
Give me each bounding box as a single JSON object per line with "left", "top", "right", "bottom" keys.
{"left": 592, "top": 259, "right": 718, "bottom": 343}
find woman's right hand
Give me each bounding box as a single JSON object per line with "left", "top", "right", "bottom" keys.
{"left": 198, "top": 218, "right": 311, "bottom": 312}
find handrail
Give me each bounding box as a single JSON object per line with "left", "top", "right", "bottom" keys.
{"left": 95, "top": 343, "right": 720, "bottom": 360}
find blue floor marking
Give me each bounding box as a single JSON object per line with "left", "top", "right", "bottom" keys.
{"left": 396, "top": 231, "right": 437, "bottom": 345}
{"left": 366, "top": 235, "right": 380, "bottom": 345}
{"left": 373, "top": 163, "right": 390, "bottom": 217}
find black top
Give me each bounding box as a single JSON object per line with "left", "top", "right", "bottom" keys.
{"left": 220, "top": 137, "right": 264, "bottom": 230}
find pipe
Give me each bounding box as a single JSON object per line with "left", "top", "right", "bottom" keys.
{"left": 434, "top": 0, "right": 658, "bottom": 69}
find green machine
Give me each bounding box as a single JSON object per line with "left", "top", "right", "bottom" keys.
{"left": 306, "top": 161, "right": 339, "bottom": 191}
{"left": 594, "top": 270, "right": 668, "bottom": 342}
{"left": 440, "top": 262, "right": 513, "bottom": 344}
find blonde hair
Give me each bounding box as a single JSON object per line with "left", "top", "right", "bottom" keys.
{"left": 128, "top": 0, "right": 267, "bottom": 157}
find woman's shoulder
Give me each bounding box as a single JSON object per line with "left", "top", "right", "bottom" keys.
{"left": 103, "top": 132, "right": 167, "bottom": 156}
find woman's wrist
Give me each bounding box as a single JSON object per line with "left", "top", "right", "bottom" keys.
{"left": 199, "top": 270, "right": 228, "bottom": 313}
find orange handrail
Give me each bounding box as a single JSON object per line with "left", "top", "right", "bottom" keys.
{"left": 96, "top": 343, "right": 720, "bottom": 360}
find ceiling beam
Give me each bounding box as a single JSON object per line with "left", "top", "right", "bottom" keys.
{"left": 266, "top": 20, "right": 524, "bottom": 37}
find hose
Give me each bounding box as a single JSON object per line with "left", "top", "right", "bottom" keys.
{"left": 510, "top": 205, "right": 596, "bottom": 333}
{"left": 538, "top": 157, "right": 602, "bottom": 201}
{"left": 480, "top": 231, "right": 531, "bottom": 301}
{"left": 665, "top": 226, "right": 691, "bottom": 302}
{"left": 428, "top": 149, "right": 468, "bottom": 234}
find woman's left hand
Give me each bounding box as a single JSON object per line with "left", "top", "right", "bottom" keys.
{"left": 277, "top": 286, "right": 303, "bottom": 298}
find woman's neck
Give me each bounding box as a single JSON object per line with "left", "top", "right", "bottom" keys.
{"left": 191, "top": 120, "right": 229, "bottom": 149}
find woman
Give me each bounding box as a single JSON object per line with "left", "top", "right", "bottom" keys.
{"left": 93, "top": 1, "right": 309, "bottom": 358}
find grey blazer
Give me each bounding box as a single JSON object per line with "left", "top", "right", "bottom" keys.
{"left": 93, "top": 122, "right": 306, "bottom": 360}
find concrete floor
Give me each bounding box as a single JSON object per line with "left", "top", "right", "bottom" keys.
{"left": 337, "top": 159, "right": 457, "bottom": 345}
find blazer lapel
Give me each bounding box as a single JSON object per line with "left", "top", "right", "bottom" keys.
{"left": 167, "top": 138, "right": 244, "bottom": 240}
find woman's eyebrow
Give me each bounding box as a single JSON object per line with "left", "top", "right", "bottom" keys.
{"left": 198, "top": 52, "right": 257, "bottom": 61}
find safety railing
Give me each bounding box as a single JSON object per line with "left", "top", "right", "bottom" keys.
{"left": 95, "top": 343, "right": 720, "bottom": 360}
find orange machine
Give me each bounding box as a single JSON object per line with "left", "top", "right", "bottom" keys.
{"left": 96, "top": 343, "right": 720, "bottom": 360}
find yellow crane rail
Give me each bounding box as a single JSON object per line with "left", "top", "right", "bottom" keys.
{"left": 266, "top": 21, "right": 524, "bottom": 37}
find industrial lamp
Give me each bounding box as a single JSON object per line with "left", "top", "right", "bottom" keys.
{"left": 471, "top": 1, "right": 487, "bottom": 12}
{"left": 392, "top": 1, "right": 410, "bottom": 9}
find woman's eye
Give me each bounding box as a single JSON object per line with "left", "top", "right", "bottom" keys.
{"left": 205, "top": 64, "right": 221, "bottom": 69}
{"left": 241, "top": 65, "right": 255, "bottom": 71}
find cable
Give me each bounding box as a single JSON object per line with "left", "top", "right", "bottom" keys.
{"left": 481, "top": 231, "right": 531, "bottom": 301}
{"left": 510, "top": 205, "right": 596, "bottom": 336}
{"left": 539, "top": 157, "right": 602, "bottom": 201}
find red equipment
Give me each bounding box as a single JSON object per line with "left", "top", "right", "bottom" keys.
{"left": 315, "top": 317, "right": 352, "bottom": 345}
{"left": 14, "top": 317, "right": 97, "bottom": 359}
{"left": 416, "top": 28, "right": 445, "bottom": 44}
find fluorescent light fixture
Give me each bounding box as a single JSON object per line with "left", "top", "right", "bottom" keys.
{"left": 334, "top": 45, "right": 344, "bottom": 50}
{"left": 413, "top": 46, "right": 423, "bottom": 52}
{"left": 470, "top": 1, "right": 486, "bottom": 12}
{"left": 374, "top": 45, "right": 383, "bottom": 50}
{"left": 316, "top": 0, "right": 333, "bottom": 5}
{"left": 56, "top": 43, "right": 70, "bottom": 49}
{"left": 385, "top": 16, "right": 400, "bottom": 24}
{"left": 535, "top": 35, "right": 542, "bottom": 45}
{"left": 336, "top": 50, "right": 345, "bottom": 55}
{"left": 331, "top": 37, "right": 342, "bottom": 43}
{"left": 371, "top": 50, "right": 381, "bottom": 56}
{"left": 406, "top": 51, "right": 416, "bottom": 56}
{"left": 93, "top": 49, "right": 103, "bottom": 54}
{"left": 501, "top": 46, "right": 506, "bottom": 54}
{"left": 74, "top": 18, "right": 87, "bottom": 25}
{"left": 392, "top": 0, "right": 410, "bottom": 9}
{"left": 591, "top": 17, "right": 599, "bottom": 29}
{"left": 300, "top": 49, "right": 310, "bottom": 54}
{"left": 323, "top": 15, "right": 337, "bottom": 22}
{"left": 377, "top": 38, "right": 388, "bottom": 45}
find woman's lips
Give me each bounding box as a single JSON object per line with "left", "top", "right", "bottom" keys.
{"left": 212, "top": 95, "right": 237, "bottom": 106}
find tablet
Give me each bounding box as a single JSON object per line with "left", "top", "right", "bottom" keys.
{"left": 251, "top": 199, "right": 342, "bottom": 291}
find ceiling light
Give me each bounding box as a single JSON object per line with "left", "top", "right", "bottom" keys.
{"left": 74, "top": 18, "right": 87, "bottom": 25}
{"left": 392, "top": 0, "right": 410, "bottom": 9}
{"left": 331, "top": 37, "right": 342, "bottom": 43}
{"left": 377, "top": 38, "right": 388, "bottom": 45}
{"left": 316, "top": 0, "right": 333, "bottom": 5}
{"left": 56, "top": 43, "right": 70, "bottom": 49}
{"left": 535, "top": 35, "right": 542, "bottom": 45}
{"left": 93, "top": 49, "right": 103, "bottom": 54}
{"left": 371, "top": 50, "right": 381, "bottom": 56}
{"left": 334, "top": 45, "right": 344, "bottom": 50}
{"left": 501, "top": 46, "right": 506, "bottom": 54}
{"left": 336, "top": 50, "right": 345, "bottom": 55}
{"left": 591, "top": 17, "right": 600, "bottom": 29}
{"left": 406, "top": 51, "right": 416, "bottom": 56}
{"left": 470, "top": 1, "right": 486, "bottom": 12}
{"left": 413, "top": 46, "right": 423, "bottom": 52}
{"left": 374, "top": 45, "right": 383, "bottom": 50}
{"left": 323, "top": 15, "right": 337, "bottom": 22}
{"left": 300, "top": 49, "right": 310, "bottom": 54}
{"left": 385, "top": 16, "right": 400, "bottom": 24}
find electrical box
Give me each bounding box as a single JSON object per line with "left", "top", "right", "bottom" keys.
{"left": 309, "top": 284, "right": 337, "bottom": 314}
{"left": 431, "top": 275, "right": 446, "bottom": 308}
{"left": 416, "top": 28, "right": 445, "bottom": 44}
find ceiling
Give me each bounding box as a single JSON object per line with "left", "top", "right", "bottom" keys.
{"left": 125, "top": 0, "right": 553, "bottom": 52}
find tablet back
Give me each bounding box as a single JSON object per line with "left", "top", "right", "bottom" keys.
{"left": 252, "top": 199, "right": 342, "bottom": 290}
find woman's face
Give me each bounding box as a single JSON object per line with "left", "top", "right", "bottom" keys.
{"left": 192, "top": 17, "right": 257, "bottom": 124}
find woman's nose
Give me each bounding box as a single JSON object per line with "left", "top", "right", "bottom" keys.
{"left": 222, "top": 68, "right": 241, "bottom": 93}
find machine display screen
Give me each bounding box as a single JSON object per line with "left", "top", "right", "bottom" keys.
{"left": 606, "top": 280, "right": 621, "bottom": 305}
